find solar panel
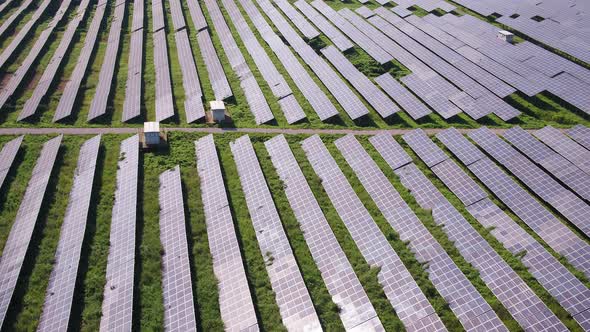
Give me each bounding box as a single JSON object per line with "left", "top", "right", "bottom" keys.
{"left": 504, "top": 127, "right": 590, "bottom": 202}
{"left": 402, "top": 129, "right": 449, "bottom": 167}
{"left": 0, "top": 135, "right": 62, "bottom": 329}
{"left": 197, "top": 30, "right": 233, "bottom": 101}
{"left": 169, "top": 0, "right": 186, "bottom": 31}
{"left": 273, "top": 0, "right": 319, "bottom": 39}
{"left": 374, "top": 74, "right": 432, "bottom": 120}
{"left": 230, "top": 135, "right": 321, "bottom": 331}
{"left": 158, "top": 166, "right": 197, "bottom": 331}
{"left": 265, "top": 135, "right": 383, "bottom": 331}
{"left": 100, "top": 135, "right": 139, "bottom": 332}
{"left": 566, "top": 125, "right": 590, "bottom": 151}
{"left": 400, "top": 74, "right": 462, "bottom": 119}
{"left": 122, "top": 29, "right": 144, "bottom": 122}
{"left": 435, "top": 128, "right": 485, "bottom": 166}
{"left": 467, "top": 157, "right": 590, "bottom": 279}
{"left": 469, "top": 127, "right": 590, "bottom": 238}
{"left": 153, "top": 30, "right": 175, "bottom": 122}
{"left": 294, "top": 0, "right": 353, "bottom": 51}
{"left": 392, "top": 163, "right": 566, "bottom": 332}
{"left": 186, "top": 0, "right": 207, "bottom": 31}
{"left": 467, "top": 198, "right": 590, "bottom": 331}
{"left": 131, "top": 0, "right": 144, "bottom": 32}
{"left": 354, "top": 6, "right": 375, "bottom": 18}
{"left": 0, "top": 136, "right": 23, "bottom": 190}
{"left": 152, "top": 0, "right": 165, "bottom": 32}
{"left": 335, "top": 135, "right": 506, "bottom": 332}
{"left": 87, "top": 0, "right": 126, "bottom": 121}
{"left": 54, "top": 1, "right": 107, "bottom": 122}
{"left": 321, "top": 46, "right": 398, "bottom": 118}
{"left": 368, "top": 133, "right": 412, "bottom": 170}
{"left": 0, "top": 0, "right": 34, "bottom": 39}
{"left": 237, "top": 0, "right": 338, "bottom": 121}
{"left": 37, "top": 135, "right": 101, "bottom": 331}
{"left": 301, "top": 135, "right": 445, "bottom": 332}
{"left": 174, "top": 30, "right": 205, "bottom": 123}
{"left": 195, "top": 135, "right": 258, "bottom": 331}
{"left": 534, "top": 126, "right": 590, "bottom": 176}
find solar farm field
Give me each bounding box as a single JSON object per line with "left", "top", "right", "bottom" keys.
{"left": 1, "top": 0, "right": 590, "bottom": 330}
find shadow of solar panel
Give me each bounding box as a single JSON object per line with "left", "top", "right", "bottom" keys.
{"left": 230, "top": 135, "right": 321, "bottom": 331}
{"left": 100, "top": 135, "right": 138, "bottom": 332}
{"left": 87, "top": 1, "right": 126, "bottom": 122}
{"left": 195, "top": 135, "right": 258, "bottom": 331}
{"left": 0, "top": 135, "right": 23, "bottom": 190}
{"left": 567, "top": 125, "right": 590, "bottom": 151}
{"left": 534, "top": 126, "right": 590, "bottom": 175}
{"left": 393, "top": 163, "right": 566, "bottom": 332}
{"left": 266, "top": 135, "right": 383, "bottom": 331}
{"left": 158, "top": 166, "right": 197, "bottom": 331}
{"left": 301, "top": 135, "right": 445, "bottom": 332}
{"left": 470, "top": 127, "right": 590, "bottom": 238}
{"left": 336, "top": 135, "right": 506, "bottom": 332}
{"left": 0, "top": 135, "right": 62, "bottom": 329}
{"left": 38, "top": 135, "right": 100, "bottom": 332}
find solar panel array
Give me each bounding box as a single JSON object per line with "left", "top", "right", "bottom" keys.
{"left": 194, "top": 135, "right": 258, "bottom": 331}
{"left": 265, "top": 135, "right": 383, "bottom": 331}
{"left": 534, "top": 126, "right": 590, "bottom": 176}
{"left": 37, "top": 135, "right": 101, "bottom": 331}
{"left": 301, "top": 135, "right": 446, "bottom": 332}
{"left": 0, "top": 135, "right": 62, "bottom": 329}
{"left": 237, "top": 0, "right": 338, "bottom": 121}
{"left": 0, "top": 136, "right": 23, "bottom": 190}
{"left": 17, "top": 0, "right": 93, "bottom": 121}
{"left": 100, "top": 135, "right": 139, "bottom": 332}
{"left": 230, "top": 135, "right": 321, "bottom": 331}
{"left": 469, "top": 127, "right": 590, "bottom": 238}
{"left": 87, "top": 0, "right": 126, "bottom": 121}
{"left": 374, "top": 74, "right": 432, "bottom": 120}
{"left": 567, "top": 125, "right": 590, "bottom": 150}
{"left": 153, "top": 29, "right": 175, "bottom": 122}
{"left": 0, "top": 0, "right": 75, "bottom": 112}
{"left": 53, "top": 0, "right": 108, "bottom": 122}
{"left": 321, "top": 46, "right": 398, "bottom": 119}
{"left": 335, "top": 135, "right": 507, "bottom": 332}
{"left": 122, "top": 0, "right": 144, "bottom": 122}
{"left": 294, "top": 0, "right": 353, "bottom": 51}
{"left": 503, "top": 126, "right": 590, "bottom": 202}
{"left": 437, "top": 128, "right": 590, "bottom": 279}
{"left": 390, "top": 162, "right": 566, "bottom": 332}
{"left": 158, "top": 166, "right": 197, "bottom": 331}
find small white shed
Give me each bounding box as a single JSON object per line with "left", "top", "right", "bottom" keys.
{"left": 144, "top": 122, "right": 160, "bottom": 145}
{"left": 210, "top": 101, "right": 226, "bottom": 122}
{"left": 497, "top": 30, "right": 514, "bottom": 43}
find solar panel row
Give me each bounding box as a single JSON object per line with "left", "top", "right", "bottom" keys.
{"left": 294, "top": 0, "right": 353, "bottom": 51}
{"left": 0, "top": 135, "right": 62, "bottom": 329}
{"left": 567, "top": 125, "right": 590, "bottom": 150}
{"left": 122, "top": 29, "right": 144, "bottom": 122}
{"left": 273, "top": 0, "right": 319, "bottom": 40}
{"left": 197, "top": 29, "right": 233, "bottom": 101}
{"left": 37, "top": 135, "right": 101, "bottom": 331}
{"left": 195, "top": 135, "right": 258, "bottom": 331}
{"left": 265, "top": 135, "right": 383, "bottom": 331}
{"left": 0, "top": 0, "right": 34, "bottom": 40}
{"left": 336, "top": 134, "right": 507, "bottom": 332}
{"left": 301, "top": 135, "right": 446, "bottom": 332}
{"left": 53, "top": 1, "right": 108, "bottom": 122}
{"left": 17, "top": 0, "right": 93, "bottom": 121}
{"left": 374, "top": 73, "right": 432, "bottom": 120}
{"left": 100, "top": 135, "right": 139, "bottom": 332}
{"left": 534, "top": 126, "right": 590, "bottom": 176}
{"left": 437, "top": 128, "right": 590, "bottom": 279}
{"left": 153, "top": 30, "right": 175, "bottom": 122}
{"left": 0, "top": 135, "right": 23, "bottom": 190}
{"left": 87, "top": 0, "right": 126, "bottom": 121}
{"left": 230, "top": 135, "right": 321, "bottom": 331}
{"left": 321, "top": 46, "right": 398, "bottom": 119}
{"left": 158, "top": 166, "right": 197, "bottom": 331}
{"left": 390, "top": 161, "right": 566, "bottom": 332}
{"left": 174, "top": 30, "right": 205, "bottom": 123}
{"left": 237, "top": 0, "right": 338, "bottom": 121}
{"left": 0, "top": 0, "right": 75, "bottom": 112}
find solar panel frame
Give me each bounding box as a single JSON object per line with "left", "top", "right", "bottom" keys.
{"left": 335, "top": 135, "right": 507, "bottom": 332}
{"left": 195, "top": 135, "right": 258, "bottom": 331}
{"left": 230, "top": 135, "right": 321, "bottom": 331}
{"left": 0, "top": 136, "right": 23, "bottom": 190}
{"left": 301, "top": 135, "right": 446, "bottom": 332}
{"left": 266, "top": 135, "right": 383, "bottom": 331}
{"left": 158, "top": 166, "right": 197, "bottom": 331}
{"left": 0, "top": 135, "right": 62, "bottom": 329}
{"left": 37, "top": 135, "right": 101, "bottom": 331}
{"left": 100, "top": 135, "right": 139, "bottom": 332}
